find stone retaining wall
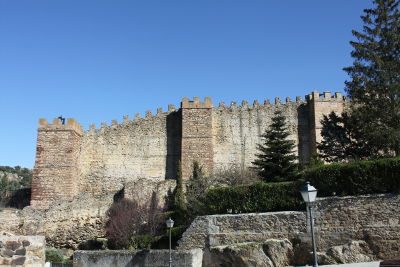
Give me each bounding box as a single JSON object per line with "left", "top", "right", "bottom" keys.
{"left": 178, "top": 194, "right": 400, "bottom": 260}
{"left": 73, "top": 249, "right": 203, "bottom": 267}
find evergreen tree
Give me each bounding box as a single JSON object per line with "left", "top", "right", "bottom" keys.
{"left": 173, "top": 161, "right": 186, "bottom": 212}
{"left": 344, "top": 0, "right": 400, "bottom": 156}
{"left": 317, "top": 112, "right": 376, "bottom": 162}
{"left": 252, "top": 110, "right": 297, "bottom": 182}
{"left": 186, "top": 161, "right": 209, "bottom": 217}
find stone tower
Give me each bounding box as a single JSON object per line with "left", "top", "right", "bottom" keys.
{"left": 30, "top": 118, "right": 83, "bottom": 208}
{"left": 181, "top": 97, "right": 213, "bottom": 179}
{"left": 307, "top": 91, "right": 346, "bottom": 155}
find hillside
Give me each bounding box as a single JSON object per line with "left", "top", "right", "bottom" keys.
{"left": 0, "top": 166, "right": 32, "bottom": 208}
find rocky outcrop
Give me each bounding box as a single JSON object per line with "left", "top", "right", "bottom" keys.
{"left": 319, "top": 241, "right": 376, "bottom": 265}
{"left": 0, "top": 193, "right": 112, "bottom": 250}
{"left": 205, "top": 239, "right": 293, "bottom": 267}
{"left": 0, "top": 171, "right": 21, "bottom": 183}
{"left": 203, "top": 239, "right": 376, "bottom": 267}
{"left": 20, "top": 193, "right": 113, "bottom": 249}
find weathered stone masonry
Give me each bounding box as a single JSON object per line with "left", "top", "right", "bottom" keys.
{"left": 31, "top": 91, "right": 346, "bottom": 208}
{"left": 31, "top": 118, "right": 82, "bottom": 208}
{"left": 178, "top": 194, "right": 400, "bottom": 260}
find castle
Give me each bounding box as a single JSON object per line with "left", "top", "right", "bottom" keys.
{"left": 31, "top": 91, "right": 346, "bottom": 208}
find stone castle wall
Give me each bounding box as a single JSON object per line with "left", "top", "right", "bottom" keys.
{"left": 212, "top": 97, "right": 306, "bottom": 173}
{"left": 31, "top": 91, "right": 346, "bottom": 207}
{"left": 77, "top": 107, "right": 181, "bottom": 196}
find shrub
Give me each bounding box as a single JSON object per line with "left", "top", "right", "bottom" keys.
{"left": 45, "top": 248, "right": 64, "bottom": 263}
{"left": 302, "top": 157, "right": 400, "bottom": 196}
{"left": 202, "top": 181, "right": 303, "bottom": 214}
{"left": 212, "top": 167, "right": 261, "bottom": 186}
{"left": 105, "top": 198, "right": 164, "bottom": 249}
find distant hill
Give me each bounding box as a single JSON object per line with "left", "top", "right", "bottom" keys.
{"left": 0, "top": 166, "right": 32, "bottom": 209}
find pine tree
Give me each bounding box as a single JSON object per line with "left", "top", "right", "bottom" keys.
{"left": 252, "top": 110, "right": 297, "bottom": 182}
{"left": 344, "top": 0, "right": 400, "bottom": 156}
{"left": 317, "top": 112, "right": 376, "bottom": 162}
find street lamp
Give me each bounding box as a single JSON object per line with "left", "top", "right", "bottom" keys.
{"left": 166, "top": 217, "right": 174, "bottom": 267}
{"left": 300, "top": 181, "right": 318, "bottom": 267}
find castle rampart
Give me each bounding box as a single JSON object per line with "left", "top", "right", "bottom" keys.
{"left": 31, "top": 91, "right": 347, "bottom": 208}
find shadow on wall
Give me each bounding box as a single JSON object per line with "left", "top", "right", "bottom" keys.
{"left": 297, "top": 103, "right": 311, "bottom": 165}
{"left": 113, "top": 187, "right": 125, "bottom": 202}
{"left": 166, "top": 111, "right": 182, "bottom": 179}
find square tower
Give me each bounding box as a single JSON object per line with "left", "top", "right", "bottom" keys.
{"left": 31, "top": 118, "right": 83, "bottom": 208}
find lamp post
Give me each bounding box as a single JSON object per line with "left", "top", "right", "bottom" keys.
{"left": 166, "top": 217, "right": 174, "bottom": 267}
{"left": 300, "top": 181, "right": 318, "bottom": 267}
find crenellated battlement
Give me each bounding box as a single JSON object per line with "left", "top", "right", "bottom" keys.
{"left": 181, "top": 97, "right": 212, "bottom": 109}
{"left": 306, "top": 91, "right": 345, "bottom": 102}
{"left": 214, "top": 96, "right": 304, "bottom": 111}
{"left": 85, "top": 103, "right": 179, "bottom": 133}
{"left": 38, "top": 117, "right": 83, "bottom": 136}
{"left": 84, "top": 92, "right": 337, "bottom": 133}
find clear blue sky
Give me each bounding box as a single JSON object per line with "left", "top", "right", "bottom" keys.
{"left": 0, "top": 1, "right": 371, "bottom": 168}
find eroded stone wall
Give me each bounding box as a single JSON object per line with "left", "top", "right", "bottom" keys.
{"left": 178, "top": 194, "right": 400, "bottom": 260}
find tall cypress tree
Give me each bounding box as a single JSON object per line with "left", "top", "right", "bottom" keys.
{"left": 344, "top": 0, "right": 400, "bottom": 156}
{"left": 252, "top": 110, "right": 297, "bottom": 182}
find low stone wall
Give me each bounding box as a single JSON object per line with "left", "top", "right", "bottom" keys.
{"left": 0, "top": 235, "right": 45, "bottom": 267}
{"left": 73, "top": 249, "right": 203, "bottom": 267}
{"left": 178, "top": 194, "right": 400, "bottom": 260}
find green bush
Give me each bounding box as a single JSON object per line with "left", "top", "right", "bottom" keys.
{"left": 196, "top": 158, "right": 400, "bottom": 215}
{"left": 302, "top": 157, "right": 400, "bottom": 196}
{"left": 128, "top": 234, "right": 154, "bottom": 250}
{"left": 202, "top": 181, "right": 303, "bottom": 214}
{"left": 45, "top": 248, "right": 64, "bottom": 263}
